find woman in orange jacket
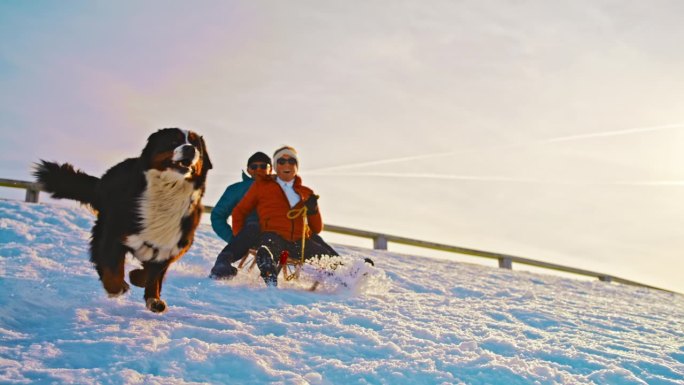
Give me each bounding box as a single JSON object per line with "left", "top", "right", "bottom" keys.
{"left": 231, "top": 146, "right": 337, "bottom": 286}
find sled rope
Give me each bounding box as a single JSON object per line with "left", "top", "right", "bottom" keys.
{"left": 285, "top": 205, "right": 309, "bottom": 280}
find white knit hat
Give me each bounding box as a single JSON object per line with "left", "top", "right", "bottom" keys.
{"left": 273, "top": 146, "right": 298, "bottom": 164}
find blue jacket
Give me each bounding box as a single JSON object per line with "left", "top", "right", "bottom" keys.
{"left": 211, "top": 172, "right": 258, "bottom": 243}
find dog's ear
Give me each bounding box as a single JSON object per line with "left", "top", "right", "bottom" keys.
{"left": 140, "top": 139, "right": 153, "bottom": 166}
{"left": 140, "top": 129, "right": 166, "bottom": 166}
{"left": 199, "top": 135, "right": 212, "bottom": 171}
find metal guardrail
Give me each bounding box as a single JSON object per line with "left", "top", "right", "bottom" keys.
{"left": 1, "top": 177, "right": 674, "bottom": 293}
{"left": 0, "top": 178, "right": 42, "bottom": 203}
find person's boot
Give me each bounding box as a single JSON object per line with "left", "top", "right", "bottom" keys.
{"left": 209, "top": 250, "right": 238, "bottom": 279}
{"left": 210, "top": 263, "right": 237, "bottom": 279}
{"left": 256, "top": 249, "right": 278, "bottom": 287}
{"left": 263, "top": 272, "right": 278, "bottom": 287}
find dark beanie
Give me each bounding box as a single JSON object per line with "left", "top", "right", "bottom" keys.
{"left": 247, "top": 151, "right": 271, "bottom": 166}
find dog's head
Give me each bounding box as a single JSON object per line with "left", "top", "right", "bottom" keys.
{"left": 141, "top": 128, "right": 212, "bottom": 184}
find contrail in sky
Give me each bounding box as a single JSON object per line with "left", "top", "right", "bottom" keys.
{"left": 311, "top": 172, "right": 684, "bottom": 186}
{"left": 311, "top": 172, "right": 553, "bottom": 183}
{"left": 307, "top": 123, "right": 684, "bottom": 174}
{"left": 537, "top": 123, "right": 684, "bottom": 144}
{"left": 307, "top": 151, "right": 457, "bottom": 174}
{"left": 610, "top": 180, "right": 684, "bottom": 186}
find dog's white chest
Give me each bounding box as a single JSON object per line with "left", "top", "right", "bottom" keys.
{"left": 125, "top": 170, "right": 201, "bottom": 262}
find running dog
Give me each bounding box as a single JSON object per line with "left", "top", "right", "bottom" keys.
{"left": 34, "top": 128, "right": 212, "bottom": 313}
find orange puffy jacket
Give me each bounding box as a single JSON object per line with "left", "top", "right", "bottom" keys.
{"left": 231, "top": 175, "right": 323, "bottom": 241}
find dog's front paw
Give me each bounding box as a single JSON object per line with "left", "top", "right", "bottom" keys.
{"left": 106, "top": 280, "right": 130, "bottom": 298}
{"left": 145, "top": 298, "right": 167, "bottom": 313}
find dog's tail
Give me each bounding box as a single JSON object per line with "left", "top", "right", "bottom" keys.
{"left": 33, "top": 160, "right": 100, "bottom": 205}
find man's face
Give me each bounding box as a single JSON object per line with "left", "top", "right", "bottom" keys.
{"left": 275, "top": 155, "right": 298, "bottom": 182}
{"left": 247, "top": 162, "right": 271, "bottom": 178}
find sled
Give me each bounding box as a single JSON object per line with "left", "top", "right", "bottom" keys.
{"left": 237, "top": 248, "right": 258, "bottom": 271}
{"left": 236, "top": 206, "right": 321, "bottom": 290}
{"left": 276, "top": 250, "right": 320, "bottom": 291}
{"left": 237, "top": 248, "right": 320, "bottom": 291}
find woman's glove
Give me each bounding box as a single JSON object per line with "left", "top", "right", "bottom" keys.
{"left": 305, "top": 194, "right": 319, "bottom": 215}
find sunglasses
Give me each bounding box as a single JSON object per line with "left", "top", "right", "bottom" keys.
{"left": 276, "top": 158, "right": 298, "bottom": 165}
{"left": 249, "top": 163, "right": 269, "bottom": 170}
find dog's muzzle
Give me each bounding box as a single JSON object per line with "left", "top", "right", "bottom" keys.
{"left": 172, "top": 145, "right": 199, "bottom": 171}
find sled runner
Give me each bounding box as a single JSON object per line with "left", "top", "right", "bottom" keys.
{"left": 236, "top": 247, "right": 321, "bottom": 290}
{"left": 237, "top": 248, "right": 258, "bottom": 271}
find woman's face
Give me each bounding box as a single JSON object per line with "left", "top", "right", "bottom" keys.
{"left": 275, "top": 155, "right": 298, "bottom": 182}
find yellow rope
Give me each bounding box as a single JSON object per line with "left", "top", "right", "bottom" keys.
{"left": 286, "top": 205, "right": 309, "bottom": 280}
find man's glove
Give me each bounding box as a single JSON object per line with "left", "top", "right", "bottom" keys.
{"left": 304, "top": 194, "right": 319, "bottom": 215}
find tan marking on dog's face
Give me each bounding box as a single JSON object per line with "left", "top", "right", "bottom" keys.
{"left": 143, "top": 129, "right": 206, "bottom": 178}
{"left": 185, "top": 131, "right": 205, "bottom": 176}
{"left": 149, "top": 151, "right": 174, "bottom": 171}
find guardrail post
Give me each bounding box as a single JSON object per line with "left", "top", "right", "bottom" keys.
{"left": 25, "top": 186, "right": 40, "bottom": 203}
{"left": 373, "top": 235, "right": 388, "bottom": 250}
{"left": 598, "top": 275, "right": 612, "bottom": 283}
{"left": 498, "top": 257, "right": 512, "bottom": 269}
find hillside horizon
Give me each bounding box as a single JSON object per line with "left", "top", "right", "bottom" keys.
{"left": 1, "top": 200, "right": 683, "bottom": 384}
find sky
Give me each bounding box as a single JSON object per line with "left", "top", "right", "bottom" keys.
{"left": 2, "top": 200, "right": 683, "bottom": 384}
{"left": 1, "top": 1, "right": 684, "bottom": 293}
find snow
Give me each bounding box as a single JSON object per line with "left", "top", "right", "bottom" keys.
{"left": 1, "top": 200, "right": 683, "bottom": 385}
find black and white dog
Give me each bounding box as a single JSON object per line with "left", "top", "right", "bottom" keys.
{"left": 34, "top": 128, "right": 212, "bottom": 313}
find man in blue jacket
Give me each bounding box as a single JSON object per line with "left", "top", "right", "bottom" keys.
{"left": 209, "top": 152, "right": 272, "bottom": 279}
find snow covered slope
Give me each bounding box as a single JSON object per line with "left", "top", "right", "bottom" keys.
{"left": 1, "top": 200, "right": 683, "bottom": 385}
